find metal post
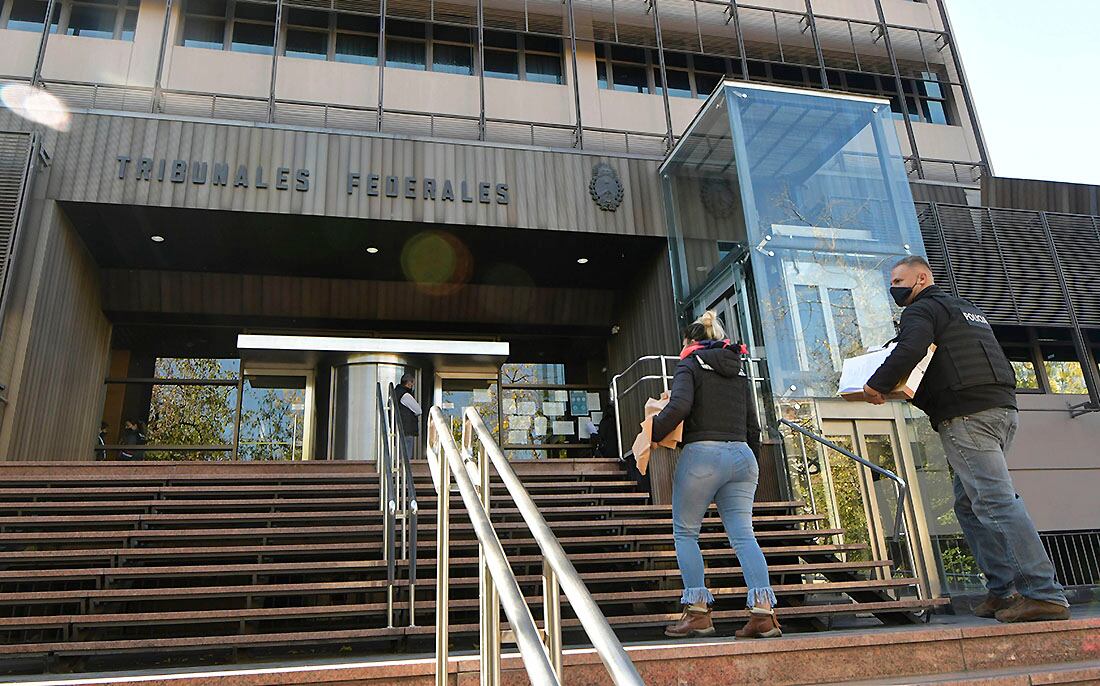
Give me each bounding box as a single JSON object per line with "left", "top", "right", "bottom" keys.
{"left": 659, "top": 356, "right": 669, "bottom": 394}
{"left": 565, "top": 0, "right": 583, "bottom": 148}
{"left": 476, "top": 0, "right": 486, "bottom": 140}
{"left": 728, "top": 0, "right": 749, "bottom": 80}
{"left": 267, "top": 0, "right": 284, "bottom": 123}
{"left": 872, "top": 0, "right": 923, "bottom": 179}
{"left": 434, "top": 428, "right": 450, "bottom": 686}
{"left": 151, "top": 0, "right": 175, "bottom": 112}
{"left": 230, "top": 373, "right": 245, "bottom": 460}
{"left": 30, "top": 0, "right": 58, "bottom": 87}
{"left": 542, "top": 560, "right": 563, "bottom": 680}
{"left": 377, "top": 0, "right": 387, "bottom": 132}
{"left": 478, "top": 438, "right": 500, "bottom": 686}
{"left": 611, "top": 378, "right": 624, "bottom": 460}
{"left": 648, "top": 0, "right": 674, "bottom": 151}
{"left": 803, "top": 0, "right": 828, "bottom": 90}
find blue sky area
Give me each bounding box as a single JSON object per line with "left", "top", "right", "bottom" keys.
{"left": 947, "top": 0, "right": 1100, "bottom": 185}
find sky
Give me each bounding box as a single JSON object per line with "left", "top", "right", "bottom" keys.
{"left": 945, "top": 0, "right": 1100, "bottom": 185}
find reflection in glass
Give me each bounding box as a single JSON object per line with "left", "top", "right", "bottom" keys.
{"left": 238, "top": 375, "right": 307, "bottom": 461}
{"left": 1043, "top": 360, "right": 1088, "bottom": 394}
{"left": 823, "top": 434, "right": 869, "bottom": 563}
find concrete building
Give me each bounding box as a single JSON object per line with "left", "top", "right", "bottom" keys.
{"left": 0, "top": 0, "right": 1096, "bottom": 670}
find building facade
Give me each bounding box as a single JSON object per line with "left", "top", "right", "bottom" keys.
{"left": 0, "top": 0, "right": 1096, "bottom": 601}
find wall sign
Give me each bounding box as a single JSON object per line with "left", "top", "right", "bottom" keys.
{"left": 114, "top": 155, "right": 510, "bottom": 205}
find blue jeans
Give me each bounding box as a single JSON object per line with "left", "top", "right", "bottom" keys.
{"left": 939, "top": 407, "right": 1067, "bottom": 606}
{"left": 672, "top": 441, "right": 776, "bottom": 608}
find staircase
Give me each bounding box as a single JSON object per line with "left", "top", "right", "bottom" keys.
{"left": 0, "top": 458, "right": 945, "bottom": 674}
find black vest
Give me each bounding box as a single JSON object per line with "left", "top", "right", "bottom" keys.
{"left": 393, "top": 385, "right": 420, "bottom": 437}
{"left": 913, "top": 292, "right": 1016, "bottom": 413}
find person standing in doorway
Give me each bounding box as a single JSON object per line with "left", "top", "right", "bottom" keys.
{"left": 864, "top": 255, "right": 1069, "bottom": 623}
{"left": 393, "top": 372, "right": 422, "bottom": 459}
{"left": 119, "top": 419, "right": 146, "bottom": 461}
{"left": 652, "top": 311, "right": 779, "bottom": 640}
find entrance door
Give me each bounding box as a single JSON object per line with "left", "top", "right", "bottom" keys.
{"left": 818, "top": 419, "right": 908, "bottom": 574}
{"left": 237, "top": 369, "right": 315, "bottom": 460}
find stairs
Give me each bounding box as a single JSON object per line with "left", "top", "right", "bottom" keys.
{"left": 0, "top": 459, "right": 946, "bottom": 674}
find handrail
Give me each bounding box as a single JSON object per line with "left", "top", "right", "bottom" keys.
{"left": 463, "top": 408, "right": 644, "bottom": 686}
{"left": 374, "top": 383, "right": 400, "bottom": 627}
{"left": 778, "top": 417, "right": 924, "bottom": 601}
{"left": 385, "top": 382, "right": 420, "bottom": 626}
{"left": 609, "top": 355, "right": 680, "bottom": 463}
{"left": 425, "top": 406, "right": 558, "bottom": 686}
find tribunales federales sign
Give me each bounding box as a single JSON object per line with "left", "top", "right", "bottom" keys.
{"left": 113, "top": 155, "right": 510, "bottom": 205}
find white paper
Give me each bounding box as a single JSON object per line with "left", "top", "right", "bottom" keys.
{"left": 517, "top": 401, "right": 537, "bottom": 416}
{"left": 552, "top": 421, "right": 574, "bottom": 436}
{"left": 578, "top": 417, "right": 597, "bottom": 439}
{"left": 502, "top": 398, "right": 517, "bottom": 414}
{"left": 586, "top": 393, "right": 601, "bottom": 412}
{"left": 472, "top": 388, "right": 491, "bottom": 403}
{"left": 552, "top": 390, "right": 568, "bottom": 402}
{"left": 507, "top": 430, "right": 528, "bottom": 445}
{"left": 533, "top": 416, "right": 548, "bottom": 435}
{"left": 543, "top": 401, "right": 565, "bottom": 417}
{"left": 590, "top": 411, "right": 603, "bottom": 425}
{"left": 509, "top": 415, "right": 532, "bottom": 431}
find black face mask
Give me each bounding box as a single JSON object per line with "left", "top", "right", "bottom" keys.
{"left": 890, "top": 285, "right": 913, "bottom": 307}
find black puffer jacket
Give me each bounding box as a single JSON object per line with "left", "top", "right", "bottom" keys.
{"left": 651, "top": 345, "right": 761, "bottom": 457}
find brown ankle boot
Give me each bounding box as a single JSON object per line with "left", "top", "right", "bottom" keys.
{"left": 735, "top": 607, "right": 782, "bottom": 639}
{"left": 973, "top": 592, "right": 1020, "bottom": 619}
{"left": 664, "top": 605, "right": 715, "bottom": 638}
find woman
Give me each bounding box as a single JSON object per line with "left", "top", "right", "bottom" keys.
{"left": 652, "top": 311, "right": 780, "bottom": 639}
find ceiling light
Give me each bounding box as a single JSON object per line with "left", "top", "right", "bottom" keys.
{"left": 576, "top": 258, "right": 589, "bottom": 264}
{"left": 150, "top": 235, "right": 165, "bottom": 243}
{"left": 366, "top": 246, "right": 379, "bottom": 254}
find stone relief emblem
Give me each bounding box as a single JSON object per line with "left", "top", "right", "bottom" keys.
{"left": 589, "top": 163, "right": 624, "bottom": 212}
{"left": 700, "top": 177, "right": 738, "bottom": 218}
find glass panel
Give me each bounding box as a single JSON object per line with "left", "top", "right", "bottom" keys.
{"left": 183, "top": 16, "right": 224, "bottom": 48}
{"left": 1011, "top": 361, "right": 1039, "bottom": 390}
{"left": 484, "top": 48, "right": 519, "bottom": 80}
{"left": 386, "top": 37, "right": 426, "bottom": 70}
{"left": 144, "top": 358, "right": 241, "bottom": 458}
{"left": 694, "top": 71, "right": 721, "bottom": 98}
{"left": 238, "top": 375, "right": 307, "bottom": 461}
{"left": 439, "top": 378, "right": 499, "bottom": 446}
{"left": 794, "top": 284, "right": 832, "bottom": 376}
{"left": 657, "top": 68, "right": 691, "bottom": 98}
{"left": 823, "top": 434, "right": 870, "bottom": 562}
{"left": 1043, "top": 360, "right": 1088, "bottom": 394}
{"left": 286, "top": 7, "right": 328, "bottom": 28}
{"left": 828, "top": 287, "right": 861, "bottom": 361}
{"left": 336, "top": 12, "right": 376, "bottom": 33}
{"left": 66, "top": 4, "right": 117, "bottom": 38}
{"left": 231, "top": 21, "right": 275, "bottom": 54}
{"left": 286, "top": 28, "right": 327, "bottom": 59}
{"left": 187, "top": 0, "right": 225, "bottom": 16}
{"left": 155, "top": 357, "right": 240, "bottom": 380}
{"left": 524, "top": 51, "right": 562, "bottom": 84}
{"left": 432, "top": 41, "right": 472, "bottom": 75}
{"left": 6, "top": 0, "right": 51, "bottom": 31}
{"left": 863, "top": 433, "right": 909, "bottom": 576}
{"left": 596, "top": 60, "right": 608, "bottom": 89}
{"left": 524, "top": 35, "right": 560, "bottom": 54}
{"left": 924, "top": 99, "right": 947, "bottom": 125}
{"left": 501, "top": 363, "right": 565, "bottom": 385}
{"left": 233, "top": 1, "right": 273, "bottom": 21}
{"left": 120, "top": 9, "right": 137, "bottom": 39}
{"left": 484, "top": 29, "right": 517, "bottom": 49}
{"left": 335, "top": 32, "right": 377, "bottom": 63}
{"left": 611, "top": 63, "right": 647, "bottom": 93}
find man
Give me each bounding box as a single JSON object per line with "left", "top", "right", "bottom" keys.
{"left": 392, "top": 372, "right": 422, "bottom": 459}
{"left": 863, "top": 256, "right": 1069, "bottom": 623}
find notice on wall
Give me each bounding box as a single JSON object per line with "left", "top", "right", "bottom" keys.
{"left": 472, "top": 388, "right": 491, "bottom": 403}
{"left": 590, "top": 411, "right": 603, "bottom": 425}
{"left": 533, "top": 416, "right": 548, "bottom": 436}
{"left": 517, "top": 401, "right": 537, "bottom": 416}
{"left": 543, "top": 402, "right": 565, "bottom": 417}
{"left": 509, "top": 415, "right": 532, "bottom": 431}
{"left": 552, "top": 421, "right": 575, "bottom": 436}
{"left": 503, "top": 398, "right": 517, "bottom": 415}
{"left": 552, "top": 390, "right": 568, "bottom": 402}
{"left": 569, "top": 390, "right": 588, "bottom": 416}
{"left": 578, "top": 417, "right": 597, "bottom": 439}
{"left": 586, "top": 393, "right": 601, "bottom": 412}
{"left": 507, "top": 430, "right": 528, "bottom": 446}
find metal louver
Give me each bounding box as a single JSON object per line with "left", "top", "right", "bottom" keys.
{"left": 0, "top": 132, "right": 35, "bottom": 322}
{"left": 913, "top": 201, "right": 954, "bottom": 296}
{"left": 1046, "top": 213, "right": 1100, "bottom": 327}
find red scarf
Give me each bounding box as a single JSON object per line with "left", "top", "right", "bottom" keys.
{"left": 679, "top": 338, "right": 732, "bottom": 359}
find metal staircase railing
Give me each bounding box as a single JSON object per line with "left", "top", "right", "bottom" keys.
{"left": 376, "top": 382, "right": 419, "bottom": 627}
{"left": 425, "top": 405, "right": 644, "bottom": 686}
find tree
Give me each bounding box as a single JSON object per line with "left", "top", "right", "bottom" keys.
{"left": 145, "top": 358, "right": 237, "bottom": 461}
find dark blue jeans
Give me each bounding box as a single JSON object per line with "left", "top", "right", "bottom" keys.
{"left": 939, "top": 407, "right": 1067, "bottom": 606}
{"left": 672, "top": 441, "right": 776, "bottom": 608}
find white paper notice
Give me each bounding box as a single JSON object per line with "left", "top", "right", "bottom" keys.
{"left": 552, "top": 421, "right": 574, "bottom": 436}
{"left": 517, "top": 401, "right": 537, "bottom": 416}
{"left": 507, "top": 430, "right": 528, "bottom": 445}
{"left": 503, "top": 398, "right": 517, "bottom": 415}
{"left": 510, "top": 415, "right": 532, "bottom": 431}
{"left": 543, "top": 402, "right": 565, "bottom": 417}
{"left": 578, "top": 417, "right": 597, "bottom": 439}
{"left": 552, "top": 390, "right": 568, "bottom": 402}
{"left": 472, "top": 388, "right": 491, "bottom": 403}
{"left": 590, "top": 411, "right": 603, "bottom": 425}
{"left": 586, "top": 393, "right": 601, "bottom": 412}
{"left": 533, "top": 416, "right": 548, "bottom": 435}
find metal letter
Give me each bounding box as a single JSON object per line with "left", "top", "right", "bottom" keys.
{"left": 295, "top": 169, "right": 310, "bottom": 192}
{"left": 423, "top": 178, "right": 436, "bottom": 200}
{"left": 234, "top": 165, "right": 249, "bottom": 188}
{"left": 212, "top": 163, "right": 230, "bottom": 186}
{"left": 255, "top": 165, "right": 269, "bottom": 189}
{"left": 137, "top": 158, "right": 153, "bottom": 181}
{"left": 404, "top": 176, "right": 416, "bottom": 198}
{"left": 461, "top": 180, "right": 473, "bottom": 203}
{"left": 191, "top": 162, "right": 208, "bottom": 184}
{"left": 368, "top": 173, "right": 380, "bottom": 196}
{"left": 441, "top": 180, "right": 454, "bottom": 201}
{"left": 116, "top": 155, "right": 131, "bottom": 179}
{"left": 495, "top": 184, "right": 509, "bottom": 205}
{"left": 276, "top": 167, "right": 290, "bottom": 190}
{"left": 385, "top": 175, "right": 398, "bottom": 197}
{"left": 478, "top": 182, "right": 491, "bottom": 204}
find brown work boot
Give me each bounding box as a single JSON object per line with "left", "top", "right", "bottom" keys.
{"left": 735, "top": 607, "right": 782, "bottom": 639}
{"left": 664, "top": 605, "right": 715, "bottom": 638}
{"left": 994, "top": 597, "right": 1070, "bottom": 623}
{"left": 973, "top": 592, "right": 1021, "bottom": 619}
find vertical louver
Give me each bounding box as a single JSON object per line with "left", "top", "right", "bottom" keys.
{"left": 0, "top": 133, "right": 36, "bottom": 314}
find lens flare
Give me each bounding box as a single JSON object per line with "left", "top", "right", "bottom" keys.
{"left": 400, "top": 231, "right": 473, "bottom": 296}
{"left": 0, "top": 84, "right": 71, "bottom": 131}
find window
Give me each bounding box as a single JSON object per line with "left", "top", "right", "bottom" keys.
{"left": 180, "top": 0, "right": 277, "bottom": 54}
{"left": 284, "top": 7, "right": 327, "bottom": 60}
{"left": 229, "top": 1, "right": 274, "bottom": 55}
{"left": 595, "top": 44, "right": 738, "bottom": 99}
{"left": 522, "top": 34, "right": 562, "bottom": 84}
{"left": 334, "top": 14, "right": 378, "bottom": 64}
{"left": 431, "top": 24, "right": 472, "bottom": 75}
{"left": 2, "top": 0, "right": 135, "bottom": 40}
{"left": 385, "top": 20, "right": 426, "bottom": 69}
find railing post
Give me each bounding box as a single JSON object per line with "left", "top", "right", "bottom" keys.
{"left": 542, "top": 560, "right": 563, "bottom": 680}
{"left": 478, "top": 436, "right": 501, "bottom": 686}
{"left": 434, "top": 423, "right": 450, "bottom": 686}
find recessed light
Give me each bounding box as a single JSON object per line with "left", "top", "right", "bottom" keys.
{"left": 150, "top": 235, "right": 165, "bottom": 243}
{"left": 577, "top": 258, "right": 589, "bottom": 264}
{"left": 366, "top": 247, "right": 379, "bottom": 254}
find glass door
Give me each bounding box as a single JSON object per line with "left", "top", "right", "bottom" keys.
{"left": 237, "top": 369, "right": 314, "bottom": 460}
{"left": 434, "top": 373, "right": 500, "bottom": 446}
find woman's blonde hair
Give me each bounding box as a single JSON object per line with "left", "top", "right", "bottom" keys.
{"left": 683, "top": 310, "right": 726, "bottom": 342}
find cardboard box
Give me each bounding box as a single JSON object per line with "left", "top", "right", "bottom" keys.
{"left": 838, "top": 344, "right": 936, "bottom": 401}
